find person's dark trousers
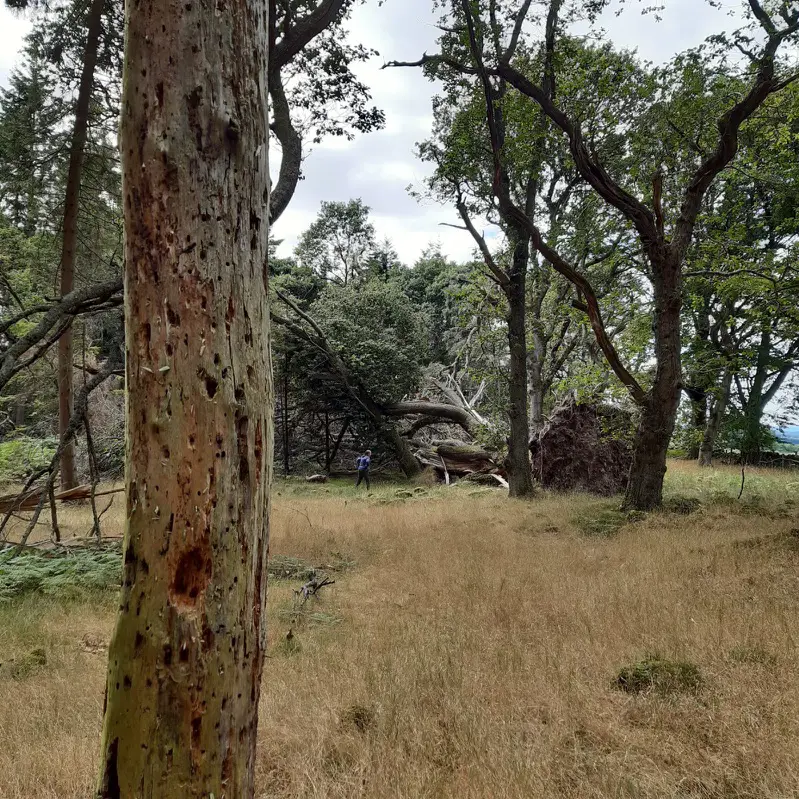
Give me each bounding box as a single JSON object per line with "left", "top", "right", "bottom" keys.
{"left": 355, "top": 469, "right": 370, "bottom": 489}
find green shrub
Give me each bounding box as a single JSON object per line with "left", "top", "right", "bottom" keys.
{"left": 0, "top": 436, "right": 57, "bottom": 482}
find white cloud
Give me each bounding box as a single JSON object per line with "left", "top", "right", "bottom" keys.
{"left": 0, "top": 0, "right": 746, "bottom": 267}
{"left": 0, "top": 7, "right": 31, "bottom": 86}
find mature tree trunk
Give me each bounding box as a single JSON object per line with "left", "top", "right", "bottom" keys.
{"left": 282, "top": 352, "right": 291, "bottom": 475}
{"left": 383, "top": 424, "right": 422, "bottom": 477}
{"left": 57, "top": 0, "right": 106, "bottom": 490}
{"left": 740, "top": 326, "right": 771, "bottom": 464}
{"left": 384, "top": 400, "right": 475, "bottom": 433}
{"left": 624, "top": 257, "right": 681, "bottom": 510}
{"left": 684, "top": 386, "right": 707, "bottom": 460}
{"left": 13, "top": 393, "right": 26, "bottom": 428}
{"left": 528, "top": 340, "right": 545, "bottom": 433}
{"left": 96, "top": 0, "right": 271, "bottom": 794}
{"left": 506, "top": 241, "right": 535, "bottom": 498}
{"left": 698, "top": 367, "right": 731, "bottom": 467}
{"left": 684, "top": 299, "right": 712, "bottom": 459}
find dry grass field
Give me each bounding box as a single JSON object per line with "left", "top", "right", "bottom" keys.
{"left": 2, "top": 461, "right": 799, "bottom": 798}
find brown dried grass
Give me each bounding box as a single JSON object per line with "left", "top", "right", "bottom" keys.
{"left": 1, "top": 462, "right": 799, "bottom": 798}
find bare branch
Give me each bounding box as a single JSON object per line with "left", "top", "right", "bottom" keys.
{"left": 0, "top": 278, "right": 122, "bottom": 395}
{"left": 383, "top": 53, "right": 478, "bottom": 75}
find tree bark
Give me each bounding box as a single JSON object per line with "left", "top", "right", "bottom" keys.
{"left": 698, "top": 367, "right": 731, "bottom": 467}
{"left": 57, "top": 0, "right": 106, "bottom": 490}
{"left": 528, "top": 339, "right": 545, "bottom": 433}
{"left": 382, "top": 424, "right": 422, "bottom": 477}
{"left": 740, "top": 326, "right": 771, "bottom": 463}
{"left": 623, "top": 255, "right": 682, "bottom": 510}
{"left": 684, "top": 386, "right": 707, "bottom": 460}
{"left": 506, "top": 239, "right": 535, "bottom": 498}
{"left": 96, "top": 0, "right": 271, "bottom": 794}
{"left": 282, "top": 351, "right": 291, "bottom": 475}
{"left": 383, "top": 400, "right": 475, "bottom": 432}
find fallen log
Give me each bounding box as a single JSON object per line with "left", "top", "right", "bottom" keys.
{"left": 0, "top": 484, "right": 123, "bottom": 514}
{"left": 414, "top": 442, "right": 502, "bottom": 480}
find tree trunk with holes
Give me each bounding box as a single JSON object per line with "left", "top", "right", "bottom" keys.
{"left": 96, "top": 0, "right": 271, "bottom": 794}
{"left": 57, "top": 0, "right": 106, "bottom": 490}
{"left": 623, "top": 256, "right": 681, "bottom": 510}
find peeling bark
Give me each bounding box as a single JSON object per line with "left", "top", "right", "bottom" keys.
{"left": 96, "top": 0, "right": 272, "bottom": 794}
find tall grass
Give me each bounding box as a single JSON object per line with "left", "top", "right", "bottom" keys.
{"left": 1, "top": 462, "right": 798, "bottom": 797}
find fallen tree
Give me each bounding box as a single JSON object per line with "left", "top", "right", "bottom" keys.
{"left": 0, "top": 484, "right": 122, "bottom": 514}
{"left": 385, "top": 400, "right": 475, "bottom": 433}
{"left": 530, "top": 398, "right": 634, "bottom": 496}
{"left": 272, "top": 292, "right": 493, "bottom": 478}
{"left": 414, "top": 440, "right": 505, "bottom": 485}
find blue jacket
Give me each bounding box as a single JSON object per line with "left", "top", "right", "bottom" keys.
{"left": 357, "top": 455, "right": 371, "bottom": 471}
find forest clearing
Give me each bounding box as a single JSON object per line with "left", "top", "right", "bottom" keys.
{"left": 2, "top": 461, "right": 799, "bottom": 798}
{"left": 1, "top": 0, "right": 799, "bottom": 794}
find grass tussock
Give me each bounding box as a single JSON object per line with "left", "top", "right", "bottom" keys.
{"left": 613, "top": 654, "right": 703, "bottom": 695}
{"left": 0, "top": 462, "right": 798, "bottom": 797}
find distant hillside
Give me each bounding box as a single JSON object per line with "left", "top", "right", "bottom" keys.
{"left": 775, "top": 425, "right": 799, "bottom": 444}
{"left": 776, "top": 426, "right": 799, "bottom": 446}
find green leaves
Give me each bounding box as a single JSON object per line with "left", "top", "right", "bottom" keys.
{"left": 311, "top": 280, "right": 427, "bottom": 403}
{"left": 295, "top": 199, "right": 377, "bottom": 286}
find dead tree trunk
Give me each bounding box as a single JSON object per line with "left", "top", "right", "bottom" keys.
{"left": 96, "top": 0, "right": 271, "bottom": 794}
{"left": 57, "top": 0, "right": 106, "bottom": 490}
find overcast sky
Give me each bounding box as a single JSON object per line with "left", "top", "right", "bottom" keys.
{"left": 0, "top": 0, "right": 737, "bottom": 265}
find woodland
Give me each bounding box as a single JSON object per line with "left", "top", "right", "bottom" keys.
{"left": 0, "top": 0, "right": 798, "bottom": 797}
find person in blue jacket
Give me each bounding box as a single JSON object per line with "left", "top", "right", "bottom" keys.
{"left": 355, "top": 449, "right": 372, "bottom": 489}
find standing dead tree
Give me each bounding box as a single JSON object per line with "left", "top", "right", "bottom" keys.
{"left": 96, "top": 0, "right": 272, "bottom": 788}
